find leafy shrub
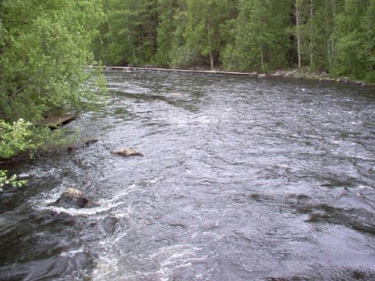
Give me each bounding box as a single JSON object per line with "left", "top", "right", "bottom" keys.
{"left": 0, "top": 119, "right": 36, "bottom": 160}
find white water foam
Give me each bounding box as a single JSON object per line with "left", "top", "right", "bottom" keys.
{"left": 149, "top": 244, "right": 206, "bottom": 281}
{"left": 59, "top": 246, "right": 85, "bottom": 258}
{"left": 31, "top": 184, "right": 138, "bottom": 217}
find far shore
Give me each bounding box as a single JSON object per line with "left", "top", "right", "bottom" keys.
{"left": 98, "top": 66, "right": 375, "bottom": 88}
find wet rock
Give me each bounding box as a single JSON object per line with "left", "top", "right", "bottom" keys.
{"left": 49, "top": 188, "right": 99, "bottom": 209}
{"left": 270, "top": 71, "right": 283, "bottom": 77}
{"left": 258, "top": 74, "right": 266, "bottom": 78}
{"left": 283, "top": 69, "right": 298, "bottom": 77}
{"left": 112, "top": 148, "right": 144, "bottom": 157}
{"left": 337, "top": 76, "right": 350, "bottom": 83}
{"left": 97, "top": 216, "right": 118, "bottom": 235}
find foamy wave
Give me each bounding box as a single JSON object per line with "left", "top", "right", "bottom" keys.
{"left": 31, "top": 184, "right": 137, "bottom": 217}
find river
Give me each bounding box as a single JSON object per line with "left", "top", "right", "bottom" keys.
{"left": 1, "top": 70, "right": 375, "bottom": 281}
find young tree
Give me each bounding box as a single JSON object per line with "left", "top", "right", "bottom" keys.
{"left": 0, "top": 0, "right": 105, "bottom": 122}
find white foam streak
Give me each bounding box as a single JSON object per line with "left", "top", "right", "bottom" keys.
{"left": 31, "top": 184, "right": 137, "bottom": 217}
{"left": 148, "top": 244, "right": 206, "bottom": 281}
{"left": 60, "top": 246, "right": 85, "bottom": 257}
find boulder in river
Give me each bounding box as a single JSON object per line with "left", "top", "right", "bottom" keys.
{"left": 49, "top": 188, "right": 99, "bottom": 209}
{"left": 112, "top": 148, "right": 143, "bottom": 157}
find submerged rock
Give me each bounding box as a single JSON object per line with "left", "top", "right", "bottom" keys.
{"left": 67, "top": 139, "right": 98, "bottom": 152}
{"left": 49, "top": 188, "right": 99, "bottom": 209}
{"left": 112, "top": 148, "right": 143, "bottom": 157}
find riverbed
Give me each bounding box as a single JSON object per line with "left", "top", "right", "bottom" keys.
{"left": 1, "top": 70, "right": 375, "bottom": 280}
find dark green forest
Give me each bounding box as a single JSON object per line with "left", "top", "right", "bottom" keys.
{"left": 93, "top": 0, "right": 375, "bottom": 82}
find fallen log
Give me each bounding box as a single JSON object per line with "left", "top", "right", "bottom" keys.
{"left": 36, "top": 115, "right": 76, "bottom": 129}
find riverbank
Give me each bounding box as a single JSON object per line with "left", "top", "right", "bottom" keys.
{"left": 102, "top": 65, "right": 375, "bottom": 88}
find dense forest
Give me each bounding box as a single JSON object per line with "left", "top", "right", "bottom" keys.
{"left": 93, "top": 0, "right": 375, "bottom": 82}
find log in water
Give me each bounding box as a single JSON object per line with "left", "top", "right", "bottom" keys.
{"left": 36, "top": 115, "right": 76, "bottom": 129}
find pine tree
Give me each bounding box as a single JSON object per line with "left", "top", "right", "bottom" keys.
{"left": 184, "top": 0, "right": 230, "bottom": 69}
{"left": 332, "top": 0, "right": 374, "bottom": 81}
{"left": 224, "top": 0, "right": 291, "bottom": 71}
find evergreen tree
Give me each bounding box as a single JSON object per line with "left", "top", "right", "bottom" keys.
{"left": 94, "top": 0, "right": 158, "bottom": 66}
{"left": 92, "top": 0, "right": 374, "bottom": 80}
{"left": 224, "top": 0, "right": 291, "bottom": 71}
{"left": 155, "top": 0, "right": 180, "bottom": 67}
{"left": 184, "top": 0, "right": 230, "bottom": 69}
{"left": 332, "top": 0, "right": 374, "bottom": 81}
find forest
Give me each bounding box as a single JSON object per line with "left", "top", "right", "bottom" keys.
{"left": 93, "top": 0, "right": 375, "bottom": 82}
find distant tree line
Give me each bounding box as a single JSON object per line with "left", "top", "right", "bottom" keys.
{"left": 93, "top": 0, "right": 375, "bottom": 82}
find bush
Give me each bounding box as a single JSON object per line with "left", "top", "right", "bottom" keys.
{"left": 0, "top": 170, "right": 26, "bottom": 191}
{"left": 0, "top": 119, "right": 36, "bottom": 160}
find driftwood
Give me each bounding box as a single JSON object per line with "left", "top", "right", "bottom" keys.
{"left": 104, "top": 66, "right": 259, "bottom": 77}
{"left": 36, "top": 115, "right": 76, "bottom": 129}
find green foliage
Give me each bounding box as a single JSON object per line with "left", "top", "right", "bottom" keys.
{"left": 0, "top": 119, "right": 35, "bottom": 159}
{"left": 93, "top": 0, "right": 158, "bottom": 66}
{"left": 0, "top": 1, "right": 107, "bottom": 191}
{"left": 0, "top": 119, "right": 33, "bottom": 191}
{"left": 0, "top": 117, "right": 80, "bottom": 191}
{"left": 94, "top": 0, "right": 374, "bottom": 81}
{"left": 0, "top": 170, "right": 27, "bottom": 192}
{"left": 184, "top": 0, "right": 230, "bottom": 68}
{"left": 154, "top": 0, "right": 181, "bottom": 67}
{"left": 0, "top": 0, "right": 106, "bottom": 122}
{"left": 223, "top": 0, "right": 291, "bottom": 71}
{"left": 331, "top": 0, "right": 375, "bottom": 82}
{"left": 0, "top": 118, "right": 76, "bottom": 160}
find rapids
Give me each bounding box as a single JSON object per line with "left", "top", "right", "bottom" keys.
{"left": 1, "top": 70, "right": 375, "bottom": 280}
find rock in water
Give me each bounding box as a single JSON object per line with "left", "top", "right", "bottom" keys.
{"left": 50, "top": 188, "right": 98, "bottom": 209}
{"left": 67, "top": 139, "right": 98, "bottom": 152}
{"left": 112, "top": 148, "right": 143, "bottom": 157}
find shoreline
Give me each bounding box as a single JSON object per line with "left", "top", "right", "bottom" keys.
{"left": 101, "top": 66, "right": 375, "bottom": 88}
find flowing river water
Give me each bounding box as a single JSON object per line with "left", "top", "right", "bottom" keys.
{"left": 1, "top": 70, "right": 375, "bottom": 281}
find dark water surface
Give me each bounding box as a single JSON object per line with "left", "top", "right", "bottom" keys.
{"left": 1, "top": 71, "right": 375, "bottom": 280}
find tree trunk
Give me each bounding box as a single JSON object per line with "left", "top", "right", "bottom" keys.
{"left": 209, "top": 51, "right": 214, "bottom": 69}
{"left": 260, "top": 43, "right": 264, "bottom": 70}
{"left": 206, "top": 22, "right": 214, "bottom": 69}
{"left": 325, "top": 0, "right": 332, "bottom": 68}
{"left": 310, "top": 0, "right": 314, "bottom": 68}
{"left": 296, "top": 0, "right": 302, "bottom": 68}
